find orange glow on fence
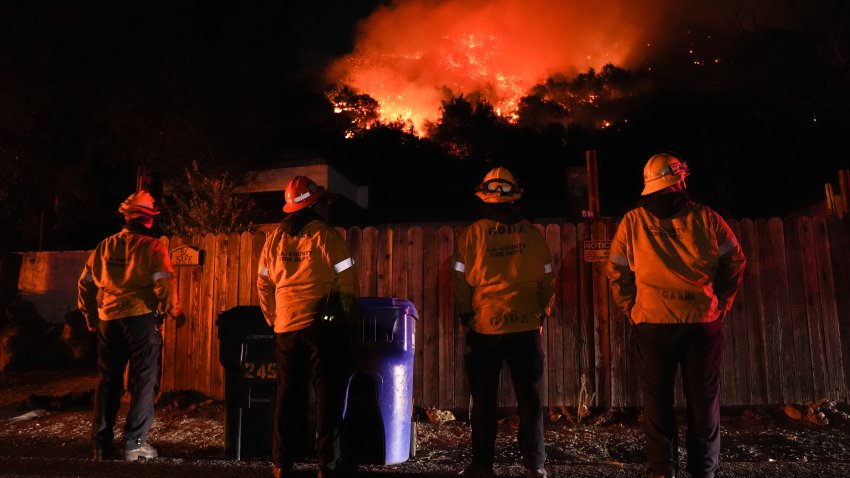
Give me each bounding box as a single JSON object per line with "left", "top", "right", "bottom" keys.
{"left": 327, "top": 0, "right": 662, "bottom": 134}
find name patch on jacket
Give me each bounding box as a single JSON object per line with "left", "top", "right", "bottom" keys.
{"left": 488, "top": 224, "right": 525, "bottom": 235}
{"left": 281, "top": 250, "right": 314, "bottom": 262}
{"left": 487, "top": 243, "right": 527, "bottom": 258}
{"left": 645, "top": 226, "right": 685, "bottom": 238}
{"left": 105, "top": 256, "right": 128, "bottom": 268}
{"left": 660, "top": 289, "right": 697, "bottom": 300}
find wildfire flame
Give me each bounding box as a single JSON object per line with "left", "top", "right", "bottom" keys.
{"left": 328, "top": 0, "right": 662, "bottom": 135}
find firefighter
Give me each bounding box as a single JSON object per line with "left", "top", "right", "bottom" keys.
{"left": 607, "top": 153, "right": 746, "bottom": 478}
{"left": 451, "top": 167, "right": 556, "bottom": 478}
{"left": 257, "top": 176, "right": 358, "bottom": 478}
{"left": 78, "top": 190, "right": 182, "bottom": 462}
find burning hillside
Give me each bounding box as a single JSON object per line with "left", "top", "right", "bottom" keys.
{"left": 326, "top": 0, "right": 666, "bottom": 134}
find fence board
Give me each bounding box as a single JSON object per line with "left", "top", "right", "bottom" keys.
{"left": 604, "top": 221, "right": 627, "bottom": 408}
{"left": 756, "top": 219, "right": 789, "bottom": 404}
{"left": 723, "top": 221, "right": 748, "bottom": 405}
{"left": 377, "top": 227, "right": 392, "bottom": 297}
{"left": 437, "top": 226, "right": 455, "bottom": 408}
{"left": 408, "top": 227, "right": 425, "bottom": 408}
{"left": 798, "top": 217, "right": 829, "bottom": 399}
{"left": 392, "top": 226, "right": 409, "bottom": 300}
{"left": 209, "top": 233, "right": 229, "bottom": 399}
{"left": 452, "top": 226, "right": 468, "bottom": 410}
{"left": 784, "top": 217, "right": 816, "bottom": 400}
{"left": 361, "top": 227, "right": 379, "bottom": 297}
{"left": 225, "top": 232, "right": 240, "bottom": 311}
{"left": 158, "top": 236, "right": 174, "bottom": 394}
{"left": 740, "top": 219, "right": 769, "bottom": 404}
{"left": 560, "top": 223, "right": 580, "bottom": 408}
{"left": 250, "top": 232, "right": 266, "bottom": 306}
{"left": 577, "top": 222, "right": 595, "bottom": 406}
{"left": 421, "top": 227, "right": 440, "bottom": 408}
{"left": 545, "top": 225, "right": 564, "bottom": 408}
{"left": 812, "top": 217, "right": 846, "bottom": 399}
{"left": 591, "top": 222, "right": 611, "bottom": 407}
{"left": 237, "top": 231, "right": 253, "bottom": 306}
{"left": 827, "top": 217, "right": 850, "bottom": 403}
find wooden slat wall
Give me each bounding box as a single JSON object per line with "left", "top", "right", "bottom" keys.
{"left": 161, "top": 218, "right": 850, "bottom": 407}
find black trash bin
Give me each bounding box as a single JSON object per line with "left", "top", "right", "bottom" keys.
{"left": 217, "top": 306, "right": 277, "bottom": 460}
{"left": 341, "top": 297, "right": 419, "bottom": 465}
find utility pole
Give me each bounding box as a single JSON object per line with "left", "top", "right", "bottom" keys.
{"left": 136, "top": 166, "right": 150, "bottom": 193}
{"left": 585, "top": 150, "right": 600, "bottom": 220}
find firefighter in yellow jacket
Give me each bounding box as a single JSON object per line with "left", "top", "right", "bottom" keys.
{"left": 257, "top": 176, "right": 358, "bottom": 478}
{"left": 451, "top": 167, "right": 556, "bottom": 478}
{"left": 78, "top": 191, "right": 182, "bottom": 462}
{"left": 607, "top": 153, "right": 746, "bottom": 478}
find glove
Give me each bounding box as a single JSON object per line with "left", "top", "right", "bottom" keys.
{"left": 459, "top": 312, "right": 474, "bottom": 327}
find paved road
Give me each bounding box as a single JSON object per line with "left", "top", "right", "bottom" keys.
{"left": 2, "top": 457, "right": 850, "bottom": 478}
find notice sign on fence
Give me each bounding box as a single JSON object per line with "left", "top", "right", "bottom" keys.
{"left": 583, "top": 240, "right": 611, "bottom": 263}
{"left": 170, "top": 245, "right": 204, "bottom": 267}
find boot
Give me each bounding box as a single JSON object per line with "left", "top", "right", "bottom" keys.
{"left": 124, "top": 443, "right": 158, "bottom": 461}
{"left": 524, "top": 467, "right": 548, "bottom": 478}
{"left": 92, "top": 445, "right": 114, "bottom": 461}
{"left": 459, "top": 464, "right": 497, "bottom": 478}
{"left": 646, "top": 472, "right": 675, "bottom": 478}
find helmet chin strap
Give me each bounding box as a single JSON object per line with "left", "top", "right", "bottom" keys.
{"left": 130, "top": 216, "right": 154, "bottom": 229}
{"left": 669, "top": 180, "right": 687, "bottom": 192}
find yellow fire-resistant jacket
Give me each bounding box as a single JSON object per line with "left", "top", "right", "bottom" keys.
{"left": 451, "top": 219, "right": 556, "bottom": 334}
{"left": 606, "top": 202, "right": 746, "bottom": 324}
{"left": 257, "top": 220, "right": 358, "bottom": 333}
{"left": 77, "top": 228, "right": 181, "bottom": 327}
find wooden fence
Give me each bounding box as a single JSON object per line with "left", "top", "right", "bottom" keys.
{"left": 159, "top": 216, "right": 850, "bottom": 409}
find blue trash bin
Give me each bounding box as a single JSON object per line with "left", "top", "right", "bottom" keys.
{"left": 341, "top": 297, "right": 418, "bottom": 465}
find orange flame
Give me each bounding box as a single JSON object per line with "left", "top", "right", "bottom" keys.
{"left": 328, "top": 0, "right": 663, "bottom": 134}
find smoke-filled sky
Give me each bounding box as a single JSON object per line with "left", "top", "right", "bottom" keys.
{"left": 325, "top": 0, "right": 794, "bottom": 131}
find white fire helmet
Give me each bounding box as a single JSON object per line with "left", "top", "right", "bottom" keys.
{"left": 641, "top": 153, "right": 689, "bottom": 196}
{"left": 118, "top": 191, "right": 160, "bottom": 218}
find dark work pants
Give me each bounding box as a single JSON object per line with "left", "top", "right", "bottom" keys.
{"left": 465, "top": 329, "right": 545, "bottom": 470}
{"left": 634, "top": 320, "right": 724, "bottom": 478}
{"left": 91, "top": 313, "right": 162, "bottom": 450}
{"left": 273, "top": 324, "right": 347, "bottom": 471}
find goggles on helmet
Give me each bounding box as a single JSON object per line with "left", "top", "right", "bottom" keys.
{"left": 646, "top": 160, "right": 689, "bottom": 182}
{"left": 480, "top": 178, "right": 516, "bottom": 196}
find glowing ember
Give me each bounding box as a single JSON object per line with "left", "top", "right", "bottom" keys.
{"left": 327, "top": 0, "right": 657, "bottom": 135}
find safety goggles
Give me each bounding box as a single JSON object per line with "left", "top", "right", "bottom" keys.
{"left": 480, "top": 178, "right": 519, "bottom": 195}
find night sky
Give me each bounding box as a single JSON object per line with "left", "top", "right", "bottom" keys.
{"left": 1, "top": 1, "right": 848, "bottom": 250}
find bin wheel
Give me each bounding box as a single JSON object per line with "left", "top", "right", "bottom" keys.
{"left": 409, "top": 420, "right": 417, "bottom": 458}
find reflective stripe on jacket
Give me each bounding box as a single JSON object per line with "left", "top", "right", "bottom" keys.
{"left": 257, "top": 220, "right": 357, "bottom": 333}
{"left": 606, "top": 202, "right": 746, "bottom": 324}
{"left": 77, "top": 228, "right": 180, "bottom": 322}
{"left": 451, "top": 219, "right": 556, "bottom": 334}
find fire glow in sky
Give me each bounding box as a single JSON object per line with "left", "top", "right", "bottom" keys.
{"left": 327, "top": 0, "right": 666, "bottom": 134}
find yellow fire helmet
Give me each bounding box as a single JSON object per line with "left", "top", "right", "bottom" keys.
{"left": 118, "top": 191, "right": 160, "bottom": 218}
{"left": 641, "top": 153, "right": 690, "bottom": 196}
{"left": 475, "top": 167, "right": 524, "bottom": 203}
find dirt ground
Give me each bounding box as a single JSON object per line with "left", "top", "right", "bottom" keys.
{"left": 1, "top": 368, "right": 849, "bottom": 478}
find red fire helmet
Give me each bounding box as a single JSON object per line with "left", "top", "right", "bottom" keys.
{"left": 283, "top": 176, "right": 326, "bottom": 213}
{"left": 118, "top": 191, "right": 160, "bottom": 218}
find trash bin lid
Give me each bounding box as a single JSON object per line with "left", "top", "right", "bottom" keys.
{"left": 358, "top": 297, "right": 418, "bottom": 320}
{"left": 216, "top": 306, "right": 272, "bottom": 335}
